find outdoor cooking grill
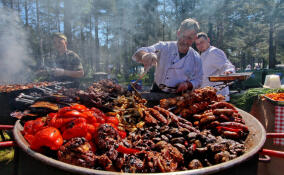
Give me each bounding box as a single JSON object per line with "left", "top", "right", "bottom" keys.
{"left": 1, "top": 82, "right": 284, "bottom": 175}
{"left": 0, "top": 81, "right": 72, "bottom": 124}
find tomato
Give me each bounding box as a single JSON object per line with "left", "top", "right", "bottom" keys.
{"left": 30, "top": 127, "right": 63, "bottom": 151}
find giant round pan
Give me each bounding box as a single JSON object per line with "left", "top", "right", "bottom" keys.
{"left": 13, "top": 109, "right": 266, "bottom": 175}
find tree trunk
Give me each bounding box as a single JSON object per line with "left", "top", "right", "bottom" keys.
{"left": 216, "top": 18, "right": 224, "bottom": 49}
{"left": 56, "top": 0, "right": 61, "bottom": 32}
{"left": 10, "top": 0, "right": 13, "bottom": 8}
{"left": 24, "top": 0, "right": 28, "bottom": 27}
{"left": 268, "top": 19, "right": 276, "bottom": 68}
{"left": 89, "top": 15, "right": 94, "bottom": 71}
{"left": 94, "top": 14, "right": 100, "bottom": 72}
{"left": 64, "top": 0, "right": 72, "bottom": 47}
{"left": 162, "top": 0, "right": 166, "bottom": 41}
{"left": 17, "top": 0, "right": 20, "bottom": 14}
{"left": 36, "top": 0, "right": 43, "bottom": 68}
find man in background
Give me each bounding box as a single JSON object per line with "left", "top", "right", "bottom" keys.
{"left": 40, "top": 33, "right": 84, "bottom": 88}
{"left": 195, "top": 32, "right": 235, "bottom": 101}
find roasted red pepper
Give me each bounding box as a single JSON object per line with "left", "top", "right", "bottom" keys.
{"left": 62, "top": 118, "right": 87, "bottom": 140}
{"left": 57, "top": 106, "right": 72, "bottom": 116}
{"left": 118, "top": 130, "right": 127, "bottom": 139}
{"left": 49, "top": 117, "right": 77, "bottom": 129}
{"left": 90, "top": 107, "right": 106, "bottom": 118}
{"left": 82, "top": 110, "right": 97, "bottom": 123}
{"left": 105, "top": 116, "right": 119, "bottom": 126}
{"left": 117, "top": 145, "right": 140, "bottom": 154}
{"left": 191, "top": 143, "right": 196, "bottom": 151}
{"left": 71, "top": 104, "right": 88, "bottom": 112}
{"left": 30, "top": 127, "right": 63, "bottom": 151}
{"left": 23, "top": 117, "right": 46, "bottom": 135}
{"left": 60, "top": 110, "right": 87, "bottom": 119}
{"left": 24, "top": 134, "right": 35, "bottom": 144}
{"left": 216, "top": 126, "right": 242, "bottom": 133}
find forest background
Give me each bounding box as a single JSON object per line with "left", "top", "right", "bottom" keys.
{"left": 0, "top": 0, "right": 283, "bottom": 85}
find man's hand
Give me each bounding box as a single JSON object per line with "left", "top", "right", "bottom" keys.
{"left": 224, "top": 71, "right": 233, "bottom": 75}
{"left": 50, "top": 68, "right": 65, "bottom": 77}
{"left": 176, "top": 81, "right": 193, "bottom": 93}
{"left": 141, "top": 53, "right": 158, "bottom": 70}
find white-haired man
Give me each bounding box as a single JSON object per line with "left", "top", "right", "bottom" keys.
{"left": 132, "top": 18, "right": 203, "bottom": 93}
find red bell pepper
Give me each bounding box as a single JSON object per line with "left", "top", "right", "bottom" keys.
{"left": 60, "top": 110, "right": 88, "bottom": 119}
{"left": 71, "top": 104, "right": 88, "bottom": 112}
{"left": 118, "top": 130, "right": 126, "bottom": 139}
{"left": 105, "top": 116, "right": 119, "bottom": 126}
{"left": 49, "top": 117, "right": 77, "bottom": 129}
{"left": 62, "top": 120, "right": 87, "bottom": 140}
{"left": 24, "top": 134, "right": 35, "bottom": 144}
{"left": 216, "top": 126, "right": 242, "bottom": 133}
{"left": 23, "top": 117, "right": 46, "bottom": 135}
{"left": 90, "top": 107, "right": 106, "bottom": 118}
{"left": 117, "top": 145, "right": 140, "bottom": 154}
{"left": 82, "top": 110, "right": 97, "bottom": 123}
{"left": 57, "top": 106, "right": 72, "bottom": 117}
{"left": 30, "top": 127, "right": 63, "bottom": 151}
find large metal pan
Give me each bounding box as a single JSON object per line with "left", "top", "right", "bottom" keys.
{"left": 13, "top": 109, "right": 266, "bottom": 175}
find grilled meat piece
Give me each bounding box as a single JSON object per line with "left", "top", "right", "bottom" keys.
{"left": 57, "top": 137, "right": 95, "bottom": 168}
{"left": 188, "top": 159, "right": 203, "bottom": 169}
{"left": 119, "top": 154, "right": 145, "bottom": 173}
{"left": 95, "top": 124, "right": 120, "bottom": 160}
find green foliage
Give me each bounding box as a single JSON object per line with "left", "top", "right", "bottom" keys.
{"left": 230, "top": 88, "right": 284, "bottom": 112}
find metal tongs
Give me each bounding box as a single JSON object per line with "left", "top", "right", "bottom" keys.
{"left": 213, "top": 80, "right": 238, "bottom": 91}
{"left": 131, "top": 50, "right": 160, "bottom": 98}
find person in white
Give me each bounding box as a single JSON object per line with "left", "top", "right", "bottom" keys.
{"left": 195, "top": 32, "right": 235, "bottom": 101}
{"left": 132, "top": 18, "right": 203, "bottom": 93}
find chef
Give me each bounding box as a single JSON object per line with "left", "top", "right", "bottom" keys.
{"left": 132, "top": 18, "right": 203, "bottom": 93}
{"left": 195, "top": 32, "right": 235, "bottom": 101}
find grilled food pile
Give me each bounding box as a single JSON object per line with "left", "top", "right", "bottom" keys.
{"left": 0, "top": 81, "right": 61, "bottom": 93}
{"left": 76, "top": 79, "right": 128, "bottom": 111}
{"left": 15, "top": 83, "right": 249, "bottom": 173}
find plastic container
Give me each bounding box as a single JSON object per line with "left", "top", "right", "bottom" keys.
{"left": 263, "top": 74, "right": 281, "bottom": 89}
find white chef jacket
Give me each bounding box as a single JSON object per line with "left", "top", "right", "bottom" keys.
{"left": 133, "top": 41, "right": 203, "bottom": 90}
{"left": 200, "top": 46, "right": 235, "bottom": 100}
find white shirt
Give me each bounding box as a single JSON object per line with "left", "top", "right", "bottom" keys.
{"left": 133, "top": 41, "right": 203, "bottom": 90}
{"left": 200, "top": 46, "right": 235, "bottom": 100}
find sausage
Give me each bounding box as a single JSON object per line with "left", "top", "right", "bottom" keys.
{"left": 213, "top": 109, "right": 234, "bottom": 116}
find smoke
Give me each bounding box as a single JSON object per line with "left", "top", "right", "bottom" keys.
{"left": 0, "top": 7, "right": 32, "bottom": 84}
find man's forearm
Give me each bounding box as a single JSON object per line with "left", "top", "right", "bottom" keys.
{"left": 64, "top": 69, "right": 84, "bottom": 78}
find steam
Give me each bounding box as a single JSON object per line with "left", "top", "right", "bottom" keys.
{"left": 0, "top": 8, "right": 32, "bottom": 84}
